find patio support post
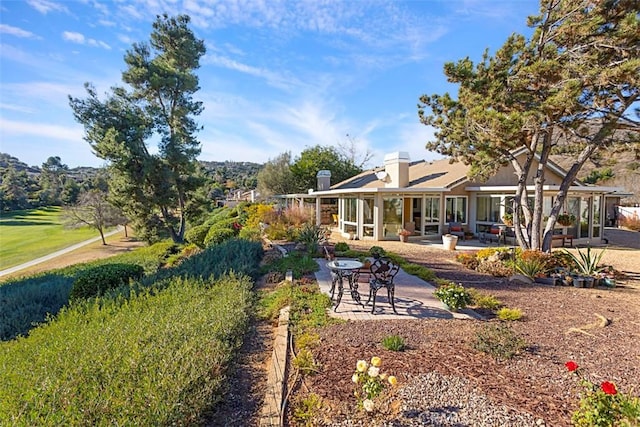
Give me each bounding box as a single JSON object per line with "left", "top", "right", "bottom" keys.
{"left": 315, "top": 197, "right": 321, "bottom": 226}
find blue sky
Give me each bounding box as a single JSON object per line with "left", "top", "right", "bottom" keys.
{"left": 1, "top": 0, "right": 539, "bottom": 169}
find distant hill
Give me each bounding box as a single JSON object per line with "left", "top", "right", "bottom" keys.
{"left": 200, "top": 160, "right": 263, "bottom": 190}
{"left": 0, "top": 153, "right": 40, "bottom": 175}
{"left": 0, "top": 153, "right": 263, "bottom": 191}
{"left": 551, "top": 143, "right": 640, "bottom": 205}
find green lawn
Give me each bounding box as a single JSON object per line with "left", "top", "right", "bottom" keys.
{"left": 0, "top": 207, "right": 105, "bottom": 270}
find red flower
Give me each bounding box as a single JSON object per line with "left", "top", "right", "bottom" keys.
{"left": 601, "top": 381, "right": 617, "bottom": 395}
{"left": 565, "top": 361, "right": 579, "bottom": 372}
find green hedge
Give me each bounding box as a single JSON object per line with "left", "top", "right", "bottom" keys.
{"left": 0, "top": 274, "right": 253, "bottom": 425}
{"left": 69, "top": 263, "right": 144, "bottom": 302}
{"left": 204, "top": 226, "right": 236, "bottom": 246}
{"left": 184, "top": 224, "right": 210, "bottom": 247}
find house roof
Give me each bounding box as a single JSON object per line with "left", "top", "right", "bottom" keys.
{"left": 333, "top": 158, "right": 471, "bottom": 191}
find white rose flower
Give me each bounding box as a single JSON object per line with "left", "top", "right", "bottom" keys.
{"left": 368, "top": 366, "right": 380, "bottom": 377}
{"left": 363, "top": 399, "right": 375, "bottom": 412}
{"left": 352, "top": 373, "right": 359, "bottom": 383}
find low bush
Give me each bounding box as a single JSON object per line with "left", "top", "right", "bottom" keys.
{"left": 381, "top": 334, "right": 406, "bottom": 352}
{"left": 0, "top": 274, "right": 254, "bottom": 425}
{"left": 69, "top": 263, "right": 144, "bottom": 302}
{"left": 262, "top": 252, "right": 319, "bottom": 280}
{"left": 368, "top": 246, "right": 386, "bottom": 258}
{"left": 292, "top": 393, "right": 325, "bottom": 425}
{"left": 401, "top": 263, "right": 436, "bottom": 282}
{"left": 1, "top": 241, "right": 176, "bottom": 342}
{"left": 469, "top": 290, "right": 502, "bottom": 310}
{"left": 476, "top": 259, "right": 514, "bottom": 277}
{"left": 184, "top": 224, "right": 210, "bottom": 247}
{"left": 497, "top": 307, "right": 524, "bottom": 321}
{"left": 169, "top": 238, "right": 263, "bottom": 282}
{"left": 293, "top": 348, "right": 318, "bottom": 376}
{"left": 238, "top": 226, "right": 262, "bottom": 241}
{"left": 434, "top": 282, "right": 472, "bottom": 310}
{"left": 456, "top": 252, "right": 479, "bottom": 270}
{"left": 472, "top": 323, "right": 527, "bottom": 360}
{"left": 620, "top": 215, "right": 640, "bottom": 231}
{"left": 0, "top": 274, "right": 73, "bottom": 341}
{"left": 334, "top": 242, "right": 350, "bottom": 252}
{"left": 204, "top": 226, "right": 236, "bottom": 246}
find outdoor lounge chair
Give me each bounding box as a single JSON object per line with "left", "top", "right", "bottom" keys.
{"left": 447, "top": 222, "right": 466, "bottom": 239}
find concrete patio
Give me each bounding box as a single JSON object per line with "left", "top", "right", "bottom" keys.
{"left": 314, "top": 258, "right": 480, "bottom": 321}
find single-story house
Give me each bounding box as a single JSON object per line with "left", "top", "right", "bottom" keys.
{"left": 280, "top": 149, "right": 630, "bottom": 245}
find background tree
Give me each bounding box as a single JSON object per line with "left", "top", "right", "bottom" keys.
{"left": 256, "top": 152, "right": 297, "bottom": 197}
{"left": 290, "top": 145, "right": 362, "bottom": 193}
{"left": 38, "top": 156, "right": 68, "bottom": 206}
{"left": 69, "top": 14, "right": 206, "bottom": 243}
{"left": 338, "top": 133, "right": 374, "bottom": 170}
{"left": 65, "top": 190, "right": 124, "bottom": 245}
{"left": 0, "top": 165, "right": 30, "bottom": 211}
{"left": 419, "top": 0, "right": 639, "bottom": 251}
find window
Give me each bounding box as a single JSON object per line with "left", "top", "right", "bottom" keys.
{"left": 363, "top": 197, "right": 374, "bottom": 237}
{"left": 592, "top": 195, "right": 601, "bottom": 238}
{"left": 445, "top": 196, "right": 467, "bottom": 223}
{"left": 383, "top": 197, "right": 403, "bottom": 237}
{"left": 424, "top": 196, "right": 440, "bottom": 223}
{"left": 476, "top": 196, "right": 501, "bottom": 223}
{"left": 343, "top": 198, "right": 357, "bottom": 223}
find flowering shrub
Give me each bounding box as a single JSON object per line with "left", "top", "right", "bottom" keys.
{"left": 456, "top": 252, "right": 479, "bottom": 270}
{"left": 565, "top": 360, "right": 640, "bottom": 426}
{"left": 434, "top": 282, "right": 472, "bottom": 310}
{"left": 352, "top": 356, "right": 397, "bottom": 412}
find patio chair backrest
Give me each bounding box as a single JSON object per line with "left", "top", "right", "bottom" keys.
{"left": 370, "top": 257, "right": 399, "bottom": 285}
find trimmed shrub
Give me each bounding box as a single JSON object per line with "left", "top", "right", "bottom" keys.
{"left": 184, "top": 224, "right": 210, "bottom": 247}
{"left": 69, "top": 263, "right": 144, "bottom": 302}
{"left": 368, "top": 246, "right": 385, "bottom": 258}
{"left": 204, "top": 226, "right": 236, "bottom": 246}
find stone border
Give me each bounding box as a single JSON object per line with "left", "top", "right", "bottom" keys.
{"left": 259, "top": 305, "right": 290, "bottom": 426}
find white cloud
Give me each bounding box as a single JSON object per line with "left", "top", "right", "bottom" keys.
{"left": 204, "top": 54, "right": 301, "bottom": 91}
{"left": 62, "top": 31, "right": 85, "bottom": 44}
{"left": 62, "top": 31, "right": 111, "bottom": 49}
{"left": 0, "top": 24, "right": 40, "bottom": 39}
{"left": 0, "top": 117, "right": 84, "bottom": 141}
{"left": 26, "top": 0, "right": 68, "bottom": 14}
{"left": 0, "top": 103, "right": 35, "bottom": 114}
{"left": 117, "top": 34, "right": 134, "bottom": 45}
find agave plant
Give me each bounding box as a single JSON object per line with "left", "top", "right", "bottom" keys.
{"left": 563, "top": 247, "right": 606, "bottom": 276}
